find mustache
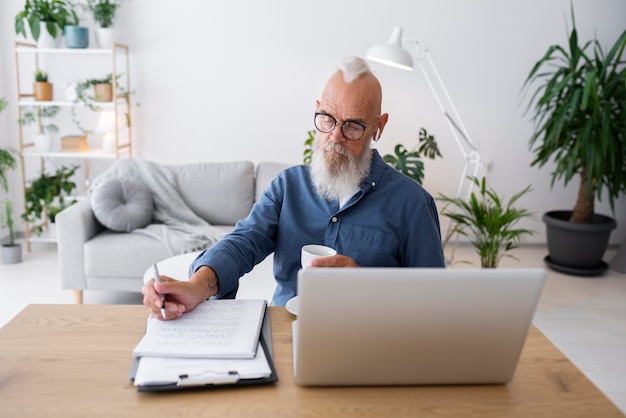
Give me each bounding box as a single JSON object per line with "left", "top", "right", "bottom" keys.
{"left": 321, "top": 141, "right": 349, "bottom": 156}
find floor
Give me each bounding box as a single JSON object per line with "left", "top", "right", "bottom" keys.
{"left": 1, "top": 241, "right": 625, "bottom": 414}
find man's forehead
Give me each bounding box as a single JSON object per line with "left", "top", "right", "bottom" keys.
{"left": 318, "top": 89, "right": 373, "bottom": 120}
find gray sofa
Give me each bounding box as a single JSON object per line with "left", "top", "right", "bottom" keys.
{"left": 56, "top": 160, "right": 290, "bottom": 303}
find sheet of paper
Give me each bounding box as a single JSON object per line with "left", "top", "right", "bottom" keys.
{"left": 134, "top": 342, "right": 272, "bottom": 386}
{"left": 132, "top": 299, "right": 267, "bottom": 359}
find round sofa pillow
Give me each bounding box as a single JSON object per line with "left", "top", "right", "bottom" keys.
{"left": 90, "top": 176, "right": 153, "bottom": 232}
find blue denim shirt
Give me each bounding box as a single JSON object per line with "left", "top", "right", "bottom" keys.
{"left": 190, "top": 150, "right": 445, "bottom": 306}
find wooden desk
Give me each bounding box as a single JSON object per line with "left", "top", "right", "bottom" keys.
{"left": 0, "top": 304, "right": 623, "bottom": 418}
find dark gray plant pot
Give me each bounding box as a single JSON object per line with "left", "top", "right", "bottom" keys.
{"left": 1, "top": 243, "right": 22, "bottom": 264}
{"left": 543, "top": 211, "right": 616, "bottom": 276}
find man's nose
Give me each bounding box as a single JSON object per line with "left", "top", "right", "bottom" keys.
{"left": 328, "top": 125, "right": 347, "bottom": 142}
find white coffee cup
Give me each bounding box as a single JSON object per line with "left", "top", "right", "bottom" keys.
{"left": 301, "top": 244, "right": 337, "bottom": 268}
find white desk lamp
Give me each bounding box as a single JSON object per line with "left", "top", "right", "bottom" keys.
{"left": 96, "top": 110, "right": 118, "bottom": 153}
{"left": 366, "top": 25, "right": 484, "bottom": 259}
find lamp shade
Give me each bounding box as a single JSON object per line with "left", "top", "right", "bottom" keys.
{"left": 96, "top": 110, "right": 116, "bottom": 132}
{"left": 366, "top": 26, "right": 413, "bottom": 71}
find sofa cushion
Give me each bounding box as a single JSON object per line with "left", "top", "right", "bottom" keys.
{"left": 90, "top": 176, "right": 154, "bottom": 232}
{"left": 170, "top": 161, "right": 255, "bottom": 225}
{"left": 255, "top": 162, "right": 292, "bottom": 201}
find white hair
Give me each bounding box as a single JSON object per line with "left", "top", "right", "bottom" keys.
{"left": 337, "top": 56, "right": 372, "bottom": 83}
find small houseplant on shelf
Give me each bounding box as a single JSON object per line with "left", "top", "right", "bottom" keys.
{"left": 22, "top": 165, "right": 78, "bottom": 237}
{"left": 19, "top": 105, "right": 60, "bottom": 153}
{"left": 522, "top": 6, "right": 626, "bottom": 276}
{"left": 75, "top": 73, "right": 115, "bottom": 106}
{"left": 1, "top": 99, "right": 23, "bottom": 264}
{"left": 15, "top": 0, "right": 78, "bottom": 48}
{"left": 33, "top": 69, "right": 53, "bottom": 101}
{"left": 85, "top": 0, "right": 125, "bottom": 48}
{"left": 437, "top": 176, "right": 534, "bottom": 268}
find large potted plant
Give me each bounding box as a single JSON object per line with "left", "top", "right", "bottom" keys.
{"left": 522, "top": 7, "right": 626, "bottom": 275}
{"left": 0, "top": 98, "right": 23, "bottom": 264}
{"left": 15, "top": 0, "right": 78, "bottom": 48}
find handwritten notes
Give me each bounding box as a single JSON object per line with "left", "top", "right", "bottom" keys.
{"left": 132, "top": 299, "right": 267, "bottom": 359}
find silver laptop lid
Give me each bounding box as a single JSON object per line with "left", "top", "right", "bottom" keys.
{"left": 293, "top": 268, "right": 546, "bottom": 386}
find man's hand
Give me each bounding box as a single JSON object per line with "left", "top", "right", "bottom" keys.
{"left": 310, "top": 254, "right": 359, "bottom": 268}
{"left": 142, "top": 266, "right": 219, "bottom": 320}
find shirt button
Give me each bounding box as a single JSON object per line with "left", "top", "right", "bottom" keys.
{"left": 331, "top": 217, "right": 338, "bottom": 223}
{"left": 372, "top": 182, "right": 376, "bottom": 187}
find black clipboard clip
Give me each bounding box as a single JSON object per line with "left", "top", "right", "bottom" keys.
{"left": 177, "top": 370, "right": 239, "bottom": 387}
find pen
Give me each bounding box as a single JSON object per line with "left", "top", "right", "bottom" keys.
{"left": 152, "top": 263, "right": 167, "bottom": 319}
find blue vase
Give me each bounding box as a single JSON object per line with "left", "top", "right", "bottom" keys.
{"left": 65, "top": 26, "right": 89, "bottom": 48}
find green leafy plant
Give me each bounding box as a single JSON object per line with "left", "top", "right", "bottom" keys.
{"left": 302, "top": 129, "right": 315, "bottom": 164}
{"left": 35, "top": 69, "right": 48, "bottom": 82}
{"left": 74, "top": 73, "right": 114, "bottom": 109}
{"left": 15, "top": 0, "right": 78, "bottom": 41}
{"left": 437, "top": 176, "right": 534, "bottom": 268}
{"left": 22, "top": 165, "right": 78, "bottom": 235}
{"left": 383, "top": 128, "right": 442, "bottom": 184}
{"left": 0, "top": 148, "right": 19, "bottom": 246}
{"left": 86, "top": 0, "right": 124, "bottom": 28}
{"left": 522, "top": 6, "right": 626, "bottom": 224}
{"left": 19, "top": 105, "right": 60, "bottom": 134}
{"left": 71, "top": 73, "right": 137, "bottom": 133}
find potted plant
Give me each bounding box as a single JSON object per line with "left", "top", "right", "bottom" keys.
{"left": 64, "top": 10, "right": 89, "bottom": 49}
{"left": 22, "top": 165, "right": 78, "bottom": 236}
{"left": 85, "top": 0, "right": 125, "bottom": 48}
{"left": 522, "top": 6, "right": 626, "bottom": 275}
{"left": 19, "top": 105, "right": 60, "bottom": 153}
{"left": 33, "top": 69, "right": 53, "bottom": 101}
{"left": 75, "top": 73, "right": 115, "bottom": 106}
{"left": 437, "top": 176, "right": 534, "bottom": 268}
{"left": 15, "top": 0, "right": 78, "bottom": 48}
{"left": 1, "top": 99, "right": 23, "bottom": 264}
{"left": 383, "top": 128, "right": 442, "bottom": 185}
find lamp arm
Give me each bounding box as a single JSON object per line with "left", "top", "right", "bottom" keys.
{"left": 403, "top": 40, "right": 484, "bottom": 266}
{"left": 407, "top": 41, "right": 479, "bottom": 157}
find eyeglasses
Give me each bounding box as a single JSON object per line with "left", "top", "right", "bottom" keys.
{"left": 314, "top": 112, "right": 379, "bottom": 141}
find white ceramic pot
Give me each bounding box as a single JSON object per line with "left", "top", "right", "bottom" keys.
{"left": 37, "top": 22, "right": 62, "bottom": 48}
{"left": 33, "top": 133, "right": 52, "bottom": 153}
{"left": 96, "top": 27, "right": 115, "bottom": 49}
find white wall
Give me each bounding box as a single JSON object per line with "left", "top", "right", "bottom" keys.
{"left": 1, "top": 0, "right": 625, "bottom": 245}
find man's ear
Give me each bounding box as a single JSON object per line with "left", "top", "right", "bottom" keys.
{"left": 377, "top": 113, "right": 389, "bottom": 139}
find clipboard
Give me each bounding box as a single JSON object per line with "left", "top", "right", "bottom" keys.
{"left": 129, "top": 305, "right": 278, "bottom": 391}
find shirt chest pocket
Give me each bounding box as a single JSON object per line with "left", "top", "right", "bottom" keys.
{"left": 337, "top": 224, "right": 400, "bottom": 267}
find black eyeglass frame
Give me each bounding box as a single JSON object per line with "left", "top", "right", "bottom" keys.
{"left": 313, "top": 112, "right": 379, "bottom": 141}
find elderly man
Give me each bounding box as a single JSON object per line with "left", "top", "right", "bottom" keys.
{"left": 143, "top": 56, "right": 445, "bottom": 319}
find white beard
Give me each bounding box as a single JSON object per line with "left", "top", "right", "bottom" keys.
{"left": 310, "top": 134, "right": 373, "bottom": 201}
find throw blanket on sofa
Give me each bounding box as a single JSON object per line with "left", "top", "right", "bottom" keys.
{"left": 90, "top": 158, "right": 226, "bottom": 256}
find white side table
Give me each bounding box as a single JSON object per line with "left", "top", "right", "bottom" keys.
{"left": 143, "top": 252, "right": 276, "bottom": 302}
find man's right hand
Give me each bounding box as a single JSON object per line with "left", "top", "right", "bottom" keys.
{"left": 142, "top": 266, "right": 220, "bottom": 320}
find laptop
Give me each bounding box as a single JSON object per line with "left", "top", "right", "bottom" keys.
{"left": 292, "top": 267, "right": 546, "bottom": 386}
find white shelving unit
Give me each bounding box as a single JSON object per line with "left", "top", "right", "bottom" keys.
{"left": 14, "top": 41, "right": 133, "bottom": 251}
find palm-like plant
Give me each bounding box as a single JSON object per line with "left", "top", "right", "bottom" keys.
{"left": 437, "top": 177, "right": 534, "bottom": 268}
{"left": 522, "top": 7, "right": 626, "bottom": 224}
